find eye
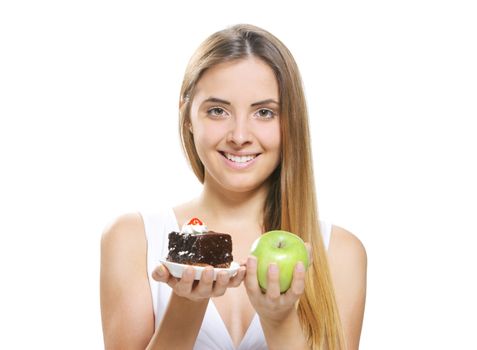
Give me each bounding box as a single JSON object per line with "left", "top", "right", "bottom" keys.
{"left": 255, "top": 108, "right": 276, "bottom": 119}
{"left": 207, "top": 107, "right": 228, "bottom": 118}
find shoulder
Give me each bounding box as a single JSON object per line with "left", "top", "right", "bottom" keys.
{"left": 327, "top": 225, "right": 367, "bottom": 292}
{"left": 327, "top": 225, "right": 367, "bottom": 348}
{"left": 100, "top": 212, "right": 148, "bottom": 294}
{"left": 101, "top": 212, "right": 146, "bottom": 251}
{"left": 328, "top": 225, "right": 367, "bottom": 266}
{"left": 102, "top": 212, "right": 145, "bottom": 238}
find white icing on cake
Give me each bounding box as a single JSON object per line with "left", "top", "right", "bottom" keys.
{"left": 181, "top": 222, "right": 208, "bottom": 235}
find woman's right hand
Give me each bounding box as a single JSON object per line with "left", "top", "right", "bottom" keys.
{"left": 152, "top": 264, "right": 246, "bottom": 302}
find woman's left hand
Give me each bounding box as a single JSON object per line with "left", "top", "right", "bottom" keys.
{"left": 243, "top": 255, "right": 307, "bottom": 323}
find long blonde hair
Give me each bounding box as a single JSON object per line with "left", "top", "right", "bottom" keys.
{"left": 178, "top": 24, "right": 345, "bottom": 349}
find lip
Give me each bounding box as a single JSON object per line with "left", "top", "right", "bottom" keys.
{"left": 220, "top": 151, "right": 260, "bottom": 157}
{"left": 219, "top": 151, "right": 260, "bottom": 169}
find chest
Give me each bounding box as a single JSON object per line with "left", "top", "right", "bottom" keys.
{"left": 212, "top": 285, "right": 256, "bottom": 348}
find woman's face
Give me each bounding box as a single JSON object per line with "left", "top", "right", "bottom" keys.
{"left": 189, "top": 57, "right": 281, "bottom": 194}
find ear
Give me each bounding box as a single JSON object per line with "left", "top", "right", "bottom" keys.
{"left": 187, "top": 122, "right": 193, "bottom": 134}
{"left": 179, "top": 94, "right": 190, "bottom": 110}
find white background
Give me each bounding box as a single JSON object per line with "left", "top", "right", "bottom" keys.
{"left": 1, "top": 0, "right": 476, "bottom": 348}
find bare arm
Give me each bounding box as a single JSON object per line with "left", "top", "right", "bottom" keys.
{"left": 328, "top": 226, "right": 367, "bottom": 350}
{"left": 100, "top": 213, "right": 208, "bottom": 350}
{"left": 259, "top": 310, "right": 308, "bottom": 350}
{"left": 146, "top": 293, "right": 209, "bottom": 349}
{"left": 148, "top": 259, "right": 245, "bottom": 349}
{"left": 100, "top": 213, "right": 246, "bottom": 350}
{"left": 244, "top": 257, "right": 309, "bottom": 350}
{"left": 100, "top": 213, "right": 154, "bottom": 349}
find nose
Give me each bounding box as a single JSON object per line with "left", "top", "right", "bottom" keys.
{"left": 226, "top": 115, "right": 252, "bottom": 147}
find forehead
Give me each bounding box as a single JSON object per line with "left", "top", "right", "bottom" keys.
{"left": 193, "top": 57, "right": 279, "bottom": 104}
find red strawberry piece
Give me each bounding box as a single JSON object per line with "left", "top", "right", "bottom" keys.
{"left": 187, "top": 217, "right": 203, "bottom": 225}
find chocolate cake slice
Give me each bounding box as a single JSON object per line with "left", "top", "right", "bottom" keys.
{"left": 167, "top": 231, "right": 233, "bottom": 268}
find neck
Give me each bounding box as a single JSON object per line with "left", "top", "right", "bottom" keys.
{"left": 197, "top": 176, "right": 270, "bottom": 230}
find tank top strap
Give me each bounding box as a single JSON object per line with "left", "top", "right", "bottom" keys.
{"left": 140, "top": 208, "right": 179, "bottom": 318}
{"left": 319, "top": 219, "right": 332, "bottom": 251}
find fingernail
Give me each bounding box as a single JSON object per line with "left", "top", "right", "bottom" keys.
{"left": 247, "top": 257, "right": 256, "bottom": 267}
{"left": 296, "top": 262, "right": 305, "bottom": 272}
{"left": 204, "top": 268, "right": 213, "bottom": 279}
{"left": 269, "top": 263, "right": 278, "bottom": 274}
{"left": 156, "top": 265, "right": 165, "bottom": 277}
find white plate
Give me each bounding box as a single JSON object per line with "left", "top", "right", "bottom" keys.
{"left": 159, "top": 258, "right": 240, "bottom": 281}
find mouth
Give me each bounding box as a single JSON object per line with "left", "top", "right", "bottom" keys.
{"left": 220, "top": 152, "right": 259, "bottom": 164}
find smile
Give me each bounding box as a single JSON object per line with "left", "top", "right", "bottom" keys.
{"left": 222, "top": 152, "right": 258, "bottom": 163}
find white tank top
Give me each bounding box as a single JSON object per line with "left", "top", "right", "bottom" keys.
{"left": 141, "top": 208, "right": 332, "bottom": 350}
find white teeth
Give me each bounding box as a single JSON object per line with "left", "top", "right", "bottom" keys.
{"left": 224, "top": 153, "right": 257, "bottom": 163}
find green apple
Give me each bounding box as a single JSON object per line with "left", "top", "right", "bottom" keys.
{"left": 250, "top": 230, "right": 309, "bottom": 293}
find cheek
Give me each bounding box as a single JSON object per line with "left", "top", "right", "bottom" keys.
{"left": 193, "top": 123, "right": 224, "bottom": 152}
{"left": 258, "top": 123, "right": 281, "bottom": 151}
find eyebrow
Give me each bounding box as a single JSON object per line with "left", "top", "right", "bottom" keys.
{"left": 251, "top": 99, "right": 280, "bottom": 107}
{"left": 202, "top": 97, "right": 279, "bottom": 107}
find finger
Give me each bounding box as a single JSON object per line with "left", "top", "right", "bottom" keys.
{"left": 152, "top": 264, "right": 170, "bottom": 282}
{"left": 244, "top": 256, "right": 261, "bottom": 294}
{"left": 228, "top": 266, "right": 246, "bottom": 288}
{"left": 285, "top": 261, "right": 306, "bottom": 302}
{"left": 167, "top": 276, "right": 179, "bottom": 289}
{"left": 173, "top": 266, "right": 195, "bottom": 296}
{"left": 212, "top": 271, "right": 230, "bottom": 297}
{"left": 305, "top": 242, "right": 313, "bottom": 266}
{"left": 195, "top": 267, "right": 214, "bottom": 298}
{"left": 265, "top": 263, "right": 281, "bottom": 301}
{"left": 152, "top": 265, "right": 181, "bottom": 290}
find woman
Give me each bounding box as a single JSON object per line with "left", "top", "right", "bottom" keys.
{"left": 101, "top": 24, "right": 366, "bottom": 350}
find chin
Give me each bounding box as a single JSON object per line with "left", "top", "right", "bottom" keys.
{"left": 204, "top": 167, "right": 276, "bottom": 194}
{"left": 220, "top": 178, "right": 269, "bottom": 194}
